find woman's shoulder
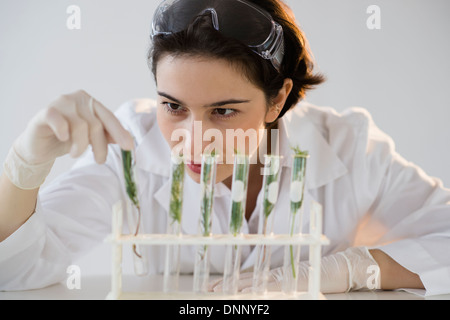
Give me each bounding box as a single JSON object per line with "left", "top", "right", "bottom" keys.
{"left": 292, "top": 101, "right": 394, "bottom": 147}
{"left": 293, "top": 101, "right": 374, "bottom": 134}
{"left": 288, "top": 100, "right": 396, "bottom": 165}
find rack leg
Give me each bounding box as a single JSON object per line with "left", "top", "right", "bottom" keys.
{"left": 308, "top": 200, "right": 323, "bottom": 300}
{"left": 111, "top": 243, "right": 123, "bottom": 299}
{"left": 110, "top": 201, "right": 123, "bottom": 299}
{"left": 308, "top": 243, "right": 321, "bottom": 299}
{"left": 222, "top": 244, "right": 242, "bottom": 295}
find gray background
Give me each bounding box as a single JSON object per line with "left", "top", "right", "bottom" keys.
{"left": 0, "top": 1, "right": 449, "bottom": 275}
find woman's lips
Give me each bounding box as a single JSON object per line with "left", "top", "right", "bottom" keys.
{"left": 187, "top": 162, "right": 202, "bottom": 174}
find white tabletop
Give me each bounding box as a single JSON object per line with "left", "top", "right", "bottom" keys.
{"left": 1, "top": 274, "right": 449, "bottom": 300}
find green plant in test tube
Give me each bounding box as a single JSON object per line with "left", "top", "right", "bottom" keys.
{"left": 193, "top": 151, "right": 218, "bottom": 293}
{"left": 286, "top": 146, "right": 309, "bottom": 283}
{"left": 229, "top": 152, "right": 250, "bottom": 236}
{"left": 121, "top": 149, "right": 142, "bottom": 257}
{"left": 253, "top": 154, "right": 282, "bottom": 293}
{"left": 290, "top": 146, "right": 308, "bottom": 220}
{"left": 169, "top": 156, "right": 184, "bottom": 232}
{"left": 122, "top": 150, "right": 140, "bottom": 209}
{"left": 163, "top": 154, "right": 185, "bottom": 293}
{"left": 200, "top": 151, "right": 216, "bottom": 237}
{"left": 262, "top": 155, "right": 282, "bottom": 231}
{"left": 222, "top": 151, "right": 250, "bottom": 294}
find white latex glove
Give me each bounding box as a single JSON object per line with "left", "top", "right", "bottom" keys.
{"left": 3, "top": 90, "right": 134, "bottom": 189}
{"left": 210, "top": 247, "right": 381, "bottom": 294}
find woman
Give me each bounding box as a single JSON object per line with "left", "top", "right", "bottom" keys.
{"left": 1, "top": 0, "right": 449, "bottom": 295}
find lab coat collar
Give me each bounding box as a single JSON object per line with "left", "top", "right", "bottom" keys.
{"left": 134, "top": 121, "right": 172, "bottom": 178}
{"left": 278, "top": 101, "right": 348, "bottom": 189}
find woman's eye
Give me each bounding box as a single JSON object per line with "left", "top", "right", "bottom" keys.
{"left": 162, "top": 102, "right": 184, "bottom": 115}
{"left": 212, "top": 108, "right": 238, "bottom": 119}
{"left": 166, "top": 102, "right": 182, "bottom": 111}
{"left": 162, "top": 103, "right": 238, "bottom": 119}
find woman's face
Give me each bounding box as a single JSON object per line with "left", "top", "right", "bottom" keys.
{"left": 155, "top": 54, "right": 279, "bottom": 184}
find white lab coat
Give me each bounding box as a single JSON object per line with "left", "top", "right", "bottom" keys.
{"left": 1, "top": 99, "right": 449, "bottom": 295}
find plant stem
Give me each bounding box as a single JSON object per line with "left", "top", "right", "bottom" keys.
{"left": 121, "top": 149, "right": 142, "bottom": 258}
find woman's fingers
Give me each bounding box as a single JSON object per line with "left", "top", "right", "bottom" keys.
{"left": 76, "top": 96, "right": 109, "bottom": 164}
{"left": 49, "top": 90, "right": 134, "bottom": 163}
{"left": 44, "top": 107, "right": 70, "bottom": 142}
{"left": 208, "top": 272, "right": 255, "bottom": 293}
{"left": 17, "top": 90, "right": 133, "bottom": 166}
{"left": 68, "top": 116, "right": 90, "bottom": 158}
{"left": 50, "top": 94, "right": 90, "bottom": 159}
{"left": 208, "top": 277, "right": 223, "bottom": 292}
{"left": 88, "top": 95, "right": 134, "bottom": 151}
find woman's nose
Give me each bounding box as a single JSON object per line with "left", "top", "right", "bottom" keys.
{"left": 186, "top": 120, "right": 223, "bottom": 164}
{"left": 184, "top": 120, "right": 202, "bottom": 163}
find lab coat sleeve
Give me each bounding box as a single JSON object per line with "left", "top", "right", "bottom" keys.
{"left": 355, "top": 110, "right": 450, "bottom": 296}
{"left": 372, "top": 155, "right": 450, "bottom": 296}
{"left": 0, "top": 146, "right": 124, "bottom": 291}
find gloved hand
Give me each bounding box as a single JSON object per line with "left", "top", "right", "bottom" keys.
{"left": 210, "top": 247, "right": 381, "bottom": 294}
{"left": 3, "top": 90, "right": 134, "bottom": 190}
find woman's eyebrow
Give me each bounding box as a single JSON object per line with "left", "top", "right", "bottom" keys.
{"left": 158, "top": 91, "right": 184, "bottom": 105}
{"left": 210, "top": 99, "right": 251, "bottom": 107}
{"left": 158, "top": 91, "right": 250, "bottom": 107}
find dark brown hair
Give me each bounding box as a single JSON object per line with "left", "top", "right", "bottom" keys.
{"left": 149, "top": 0, "right": 325, "bottom": 122}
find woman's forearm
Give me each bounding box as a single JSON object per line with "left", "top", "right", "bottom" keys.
{"left": 369, "top": 249, "right": 424, "bottom": 290}
{"left": 0, "top": 172, "right": 39, "bottom": 242}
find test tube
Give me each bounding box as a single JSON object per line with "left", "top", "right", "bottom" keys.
{"left": 163, "top": 154, "right": 185, "bottom": 293}
{"left": 282, "top": 151, "right": 308, "bottom": 293}
{"left": 193, "top": 152, "right": 218, "bottom": 293}
{"left": 121, "top": 149, "right": 148, "bottom": 277}
{"left": 125, "top": 199, "right": 149, "bottom": 276}
{"left": 252, "top": 154, "right": 282, "bottom": 294}
{"left": 222, "top": 153, "right": 250, "bottom": 295}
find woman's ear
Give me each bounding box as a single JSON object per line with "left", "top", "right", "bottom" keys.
{"left": 265, "top": 78, "right": 293, "bottom": 123}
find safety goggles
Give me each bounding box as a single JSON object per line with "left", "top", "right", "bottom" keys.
{"left": 151, "top": 0, "right": 285, "bottom": 72}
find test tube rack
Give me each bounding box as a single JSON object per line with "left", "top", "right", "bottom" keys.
{"left": 104, "top": 200, "right": 329, "bottom": 300}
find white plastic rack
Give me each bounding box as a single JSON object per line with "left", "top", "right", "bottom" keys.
{"left": 105, "top": 200, "right": 329, "bottom": 300}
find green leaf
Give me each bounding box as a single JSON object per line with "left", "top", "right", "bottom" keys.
{"left": 121, "top": 149, "right": 143, "bottom": 257}
{"left": 229, "top": 155, "right": 249, "bottom": 236}
{"left": 200, "top": 161, "right": 213, "bottom": 236}
{"left": 230, "top": 201, "right": 243, "bottom": 236}
{"left": 169, "top": 161, "right": 185, "bottom": 225}
{"left": 291, "top": 146, "right": 309, "bottom": 157}
{"left": 121, "top": 150, "right": 139, "bottom": 208}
